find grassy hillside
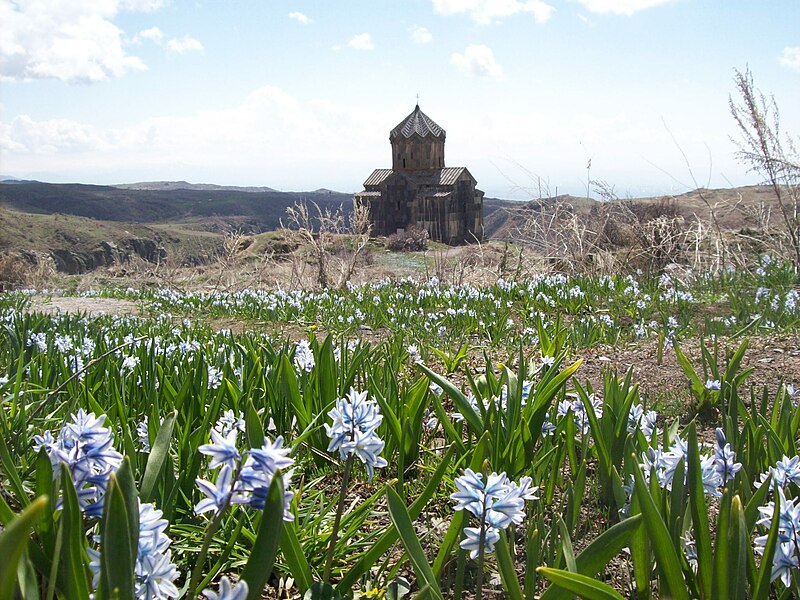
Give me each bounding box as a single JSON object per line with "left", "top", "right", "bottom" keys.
{"left": 0, "top": 182, "right": 354, "bottom": 227}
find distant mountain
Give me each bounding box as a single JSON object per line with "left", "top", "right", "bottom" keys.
{"left": 0, "top": 181, "right": 354, "bottom": 229}
{"left": 0, "top": 176, "right": 40, "bottom": 184}
{"left": 114, "top": 180, "right": 279, "bottom": 193}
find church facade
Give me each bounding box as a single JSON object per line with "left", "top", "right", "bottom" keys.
{"left": 355, "top": 105, "right": 483, "bottom": 244}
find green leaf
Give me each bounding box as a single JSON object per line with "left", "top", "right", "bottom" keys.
{"left": 417, "top": 363, "right": 483, "bottom": 433}
{"left": 496, "top": 532, "right": 524, "bottom": 600}
{"left": 712, "top": 490, "right": 731, "bottom": 599}
{"left": 0, "top": 434, "right": 28, "bottom": 507}
{"left": 752, "top": 487, "right": 781, "bottom": 600}
{"left": 245, "top": 398, "right": 264, "bottom": 450}
{"left": 0, "top": 496, "right": 47, "bottom": 599}
{"left": 241, "top": 475, "right": 285, "bottom": 600}
{"left": 338, "top": 445, "right": 456, "bottom": 593}
{"left": 537, "top": 567, "right": 625, "bottom": 600}
{"left": 540, "top": 515, "right": 642, "bottom": 600}
{"left": 631, "top": 456, "right": 689, "bottom": 600}
{"left": 386, "top": 487, "right": 444, "bottom": 600}
{"left": 58, "top": 466, "right": 90, "bottom": 599}
{"left": 280, "top": 519, "right": 313, "bottom": 594}
{"left": 728, "top": 496, "right": 748, "bottom": 600}
{"left": 744, "top": 473, "right": 772, "bottom": 532}
{"left": 99, "top": 475, "right": 136, "bottom": 600}
{"left": 686, "top": 423, "right": 712, "bottom": 597}
{"left": 303, "top": 581, "right": 345, "bottom": 600}
{"left": 140, "top": 411, "right": 176, "bottom": 502}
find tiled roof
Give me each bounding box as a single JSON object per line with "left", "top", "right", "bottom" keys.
{"left": 428, "top": 191, "right": 453, "bottom": 198}
{"left": 429, "top": 167, "right": 468, "bottom": 186}
{"left": 390, "top": 105, "right": 445, "bottom": 140}
{"left": 355, "top": 190, "right": 382, "bottom": 197}
{"left": 363, "top": 169, "right": 394, "bottom": 187}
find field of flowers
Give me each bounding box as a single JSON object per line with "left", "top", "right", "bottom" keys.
{"left": 2, "top": 256, "right": 800, "bottom": 599}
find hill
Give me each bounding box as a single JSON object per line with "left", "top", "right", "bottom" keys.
{"left": 0, "top": 180, "right": 786, "bottom": 276}
{"left": 114, "top": 181, "right": 279, "bottom": 193}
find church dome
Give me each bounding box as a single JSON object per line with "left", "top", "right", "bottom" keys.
{"left": 390, "top": 105, "right": 446, "bottom": 140}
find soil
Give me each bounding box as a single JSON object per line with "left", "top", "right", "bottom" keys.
{"left": 30, "top": 296, "right": 141, "bottom": 317}
{"left": 573, "top": 333, "right": 800, "bottom": 419}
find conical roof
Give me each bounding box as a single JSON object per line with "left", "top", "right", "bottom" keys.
{"left": 390, "top": 105, "right": 445, "bottom": 140}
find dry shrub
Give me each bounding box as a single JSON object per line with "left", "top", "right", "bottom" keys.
{"left": 387, "top": 225, "right": 429, "bottom": 252}
{"left": 0, "top": 252, "right": 54, "bottom": 289}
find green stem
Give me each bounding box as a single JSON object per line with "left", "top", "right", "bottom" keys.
{"left": 323, "top": 453, "right": 355, "bottom": 583}
{"left": 186, "top": 510, "right": 225, "bottom": 600}
{"left": 476, "top": 505, "right": 487, "bottom": 600}
{"left": 185, "top": 460, "right": 241, "bottom": 600}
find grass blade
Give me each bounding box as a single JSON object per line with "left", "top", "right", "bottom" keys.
{"left": 241, "top": 475, "right": 285, "bottom": 600}
{"left": 631, "top": 456, "right": 689, "bottom": 600}
{"left": 0, "top": 496, "right": 47, "bottom": 599}
{"left": 386, "top": 487, "right": 444, "bottom": 600}
{"left": 537, "top": 567, "right": 625, "bottom": 600}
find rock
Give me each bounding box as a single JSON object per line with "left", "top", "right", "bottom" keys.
{"left": 49, "top": 237, "right": 167, "bottom": 273}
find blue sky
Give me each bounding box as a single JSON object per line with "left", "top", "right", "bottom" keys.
{"left": 1, "top": 0, "right": 798, "bottom": 199}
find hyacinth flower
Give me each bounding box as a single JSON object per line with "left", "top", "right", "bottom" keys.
{"left": 451, "top": 468, "right": 538, "bottom": 600}
{"left": 323, "top": 388, "right": 388, "bottom": 582}
{"left": 639, "top": 433, "right": 733, "bottom": 497}
{"left": 187, "top": 413, "right": 295, "bottom": 599}
{"left": 202, "top": 576, "right": 249, "bottom": 600}
{"left": 754, "top": 484, "right": 800, "bottom": 586}
{"left": 89, "top": 501, "right": 180, "bottom": 600}
{"left": 34, "top": 408, "right": 123, "bottom": 517}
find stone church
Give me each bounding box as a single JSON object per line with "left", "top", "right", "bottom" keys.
{"left": 355, "top": 105, "right": 483, "bottom": 244}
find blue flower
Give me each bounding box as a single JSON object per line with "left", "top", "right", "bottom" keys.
{"left": 89, "top": 501, "right": 179, "bottom": 600}
{"left": 236, "top": 436, "right": 296, "bottom": 519}
{"left": 460, "top": 526, "right": 500, "bottom": 560}
{"left": 34, "top": 409, "right": 122, "bottom": 516}
{"left": 754, "top": 485, "right": 800, "bottom": 587}
{"left": 347, "top": 427, "right": 388, "bottom": 481}
{"left": 195, "top": 465, "right": 235, "bottom": 516}
{"left": 451, "top": 469, "right": 537, "bottom": 558}
{"left": 202, "top": 576, "right": 249, "bottom": 600}
{"left": 712, "top": 428, "right": 742, "bottom": 484}
{"left": 199, "top": 428, "right": 241, "bottom": 470}
{"left": 324, "top": 388, "right": 387, "bottom": 481}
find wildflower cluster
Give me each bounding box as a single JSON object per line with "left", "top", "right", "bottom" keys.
{"left": 640, "top": 428, "right": 741, "bottom": 497}
{"left": 325, "top": 388, "right": 388, "bottom": 480}
{"left": 451, "top": 469, "right": 538, "bottom": 558}
{"left": 557, "top": 393, "right": 603, "bottom": 436}
{"left": 34, "top": 409, "right": 123, "bottom": 517}
{"left": 195, "top": 412, "right": 295, "bottom": 520}
{"left": 88, "top": 502, "right": 180, "bottom": 600}
{"left": 751, "top": 455, "right": 800, "bottom": 585}
{"left": 754, "top": 484, "right": 800, "bottom": 586}
{"left": 627, "top": 403, "right": 658, "bottom": 438}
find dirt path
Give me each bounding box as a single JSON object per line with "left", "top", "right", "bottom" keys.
{"left": 30, "top": 296, "right": 141, "bottom": 317}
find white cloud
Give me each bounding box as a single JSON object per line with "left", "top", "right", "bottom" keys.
{"left": 166, "top": 35, "right": 203, "bottom": 54}
{"left": 574, "top": 0, "right": 674, "bottom": 15}
{"left": 432, "top": 0, "right": 554, "bottom": 25}
{"left": 780, "top": 46, "right": 800, "bottom": 71}
{"left": 0, "top": 86, "right": 393, "bottom": 186}
{"left": 288, "top": 11, "right": 311, "bottom": 24}
{"left": 134, "top": 27, "right": 203, "bottom": 54}
{"left": 136, "top": 26, "right": 164, "bottom": 44}
{"left": 409, "top": 25, "right": 433, "bottom": 44}
{"left": 119, "top": 0, "right": 167, "bottom": 11}
{"left": 0, "top": 0, "right": 152, "bottom": 83}
{"left": 347, "top": 33, "right": 374, "bottom": 51}
{"left": 450, "top": 44, "right": 503, "bottom": 79}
